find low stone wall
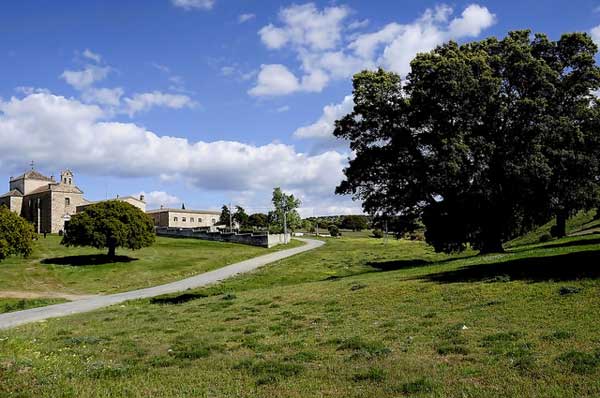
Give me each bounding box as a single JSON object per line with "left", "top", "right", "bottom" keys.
{"left": 156, "top": 227, "right": 291, "bottom": 248}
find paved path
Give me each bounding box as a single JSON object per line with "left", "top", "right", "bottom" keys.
{"left": 0, "top": 238, "right": 324, "bottom": 330}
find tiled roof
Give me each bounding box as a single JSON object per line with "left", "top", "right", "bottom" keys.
{"left": 0, "top": 189, "right": 23, "bottom": 198}
{"left": 27, "top": 183, "right": 83, "bottom": 195}
{"left": 146, "top": 208, "right": 221, "bottom": 215}
{"left": 10, "top": 170, "right": 54, "bottom": 182}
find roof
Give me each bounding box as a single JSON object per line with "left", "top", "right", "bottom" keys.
{"left": 10, "top": 170, "right": 54, "bottom": 182}
{"left": 146, "top": 208, "right": 221, "bottom": 215}
{"left": 0, "top": 189, "right": 23, "bottom": 198}
{"left": 80, "top": 196, "right": 145, "bottom": 206}
{"left": 27, "top": 183, "right": 83, "bottom": 195}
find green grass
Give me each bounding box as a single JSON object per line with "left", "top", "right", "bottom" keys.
{"left": 0, "top": 298, "right": 67, "bottom": 314}
{"left": 1, "top": 232, "right": 600, "bottom": 397}
{"left": 0, "top": 235, "right": 303, "bottom": 295}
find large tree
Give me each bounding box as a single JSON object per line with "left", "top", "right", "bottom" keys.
{"left": 0, "top": 206, "right": 34, "bottom": 261}
{"left": 335, "top": 30, "right": 600, "bottom": 253}
{"left": 62, "top": 201, "right": 155, "bottom": 257}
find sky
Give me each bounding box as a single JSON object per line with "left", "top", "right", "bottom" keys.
{"left": 1, "top": 0, "right": 600, "bottom": 216}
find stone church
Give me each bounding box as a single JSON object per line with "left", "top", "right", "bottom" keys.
{"left": 0, "top": 169, "right": 86, "bottom": 234}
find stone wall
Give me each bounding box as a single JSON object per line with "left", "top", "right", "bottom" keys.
{"left": 156, "top": 227, "right": 291, "bottom": 248}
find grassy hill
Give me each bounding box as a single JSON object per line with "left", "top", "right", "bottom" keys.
{"left": 0, "top": 235, "right": 301, "bottom": 296}
{"left": 1, "top": 233, "right": 599, "bottom": 397}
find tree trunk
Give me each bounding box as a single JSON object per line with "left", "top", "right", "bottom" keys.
{"left": 554, "top": 210, "right": 568, "bottom": 238}
{"left": 107, "top": 245, "right": 116, "bottom": 258}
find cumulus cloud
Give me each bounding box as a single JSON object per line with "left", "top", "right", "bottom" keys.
{"left": 81, "top": 87, "right": 124, "bottom": 107}
{"left": 294, "top": 95, "right": 354, "bottom": 140}
{"left": 171, "top": 0, "right": 214, "bottom": 10}
{"left": 0, "top": 92, "right": 348, "bottom": 200}
{"left": 138, "top": 191, "right": 182, "bottom": 209}
{"left": 61, "top": 65, "right": 111, "bottom": 90}
{"left": 122, "top": 91, "right": 197, "bottom": 116}
{"left": 82, "top": 49, "right": 102, "bottom": 63}
{"left": 251, "top": 3, "right": 496, "bottom": 96}
{"left": 591, "top": 25, "right": 600, "bottom": 46}
{"left": 248, "top": 64, "right": 300, "bottom": 96}
{"left": 238, "top": 13, "right": 255, "bottom": 23}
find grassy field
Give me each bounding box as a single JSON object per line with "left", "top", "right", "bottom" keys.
{"left": 1, "top": 232, "right": 599, "bottom": 397}
{"left": 0, "top": 235, "right": 302, "bottom": 296}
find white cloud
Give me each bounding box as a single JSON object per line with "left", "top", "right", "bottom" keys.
{"left": 238, "top": 13, "right": 255, "bottom": 23}
{"left": 82, "top": 49, "right": 102, "bottom": 63}
{"left": 122, "top": 91, "right": 197, "bottom": 116}
{"left": 448, "top": 4, "right": 497, "bottom": 37}
{"left": 591, "top": 25, "right": 600, "bottom": 46}
{"left": 138, "top": 191, "right": 182, "bottom": 209}
{"left": 0, "top": 92, "right": 348, "bottom": 199}
{"left": 253, "top": 3, "right": 496, "bottom": 96}
{"left": 171, "top": 0, "right": 214, "bottom": 10}
{"left": 61, "top": 65, "right": 111, "bottom": 90}
{"left": 294, "top": 95, "right": 354, "bottom": 140}
{"left": 259, "top": 3, "right": 350, "bottom": 51}
{"left": 81, "top": 87, "right": 124, "bottom": 107}
{"left": 348, "top": 19, "right": 369, "bottom": 30}
{"left": 276, "top": 105, "right": 290, "bottom": 112}
{"left": 248, "top": 64, "right": 300, "bottom": 96}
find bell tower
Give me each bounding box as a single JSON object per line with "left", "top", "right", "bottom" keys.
{"left": 60, "top": 169, "right": 74, "bottom": 186}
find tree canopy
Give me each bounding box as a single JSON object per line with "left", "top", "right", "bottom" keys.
{"left": 0, "top": 206, "right": 34, "bottom": 261}
{"left": 335, "top": 30, "right": 600, "bottom": 253}
{"left": 218, "top": 205, "right": 231, "bottom": 227}
{"left": 233, "top": 206, "right": 249, "bottom": 229}
{"left": 340, "top": 215, "right": 369, "bottom": 231}
{"left": 269, "top": 187, "right": 302, "bottom": 233}
{"left": 62, "top": 201, "right": 155, "bottom": 257}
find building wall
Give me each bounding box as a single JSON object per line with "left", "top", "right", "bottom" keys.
{"left": 20, "top": 192, "right": 52, "bottom": 233}
{"left": 149, "top": 211, "right": 219, "bottom": 228}
{"left": 120, "top": 197, "right": 146, "bottom": 212}
{"left": 156, "top": 227, "right": 291, "bottom": 248}
{"left": 50, "top": 191, "right": 86, "bottom": 233}
{"left": 10, "top": 196, "right": 23, "bottom": 213}
{"left": 10, "top": 178, "right": 52, "bottom": 196}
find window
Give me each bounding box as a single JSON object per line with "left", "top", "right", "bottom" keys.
{"left": 68, "top": 178, "right": 72, "bottom": 185}
{"left": 198, "top": 218, "right": 203, "bottom": 223}
{"left": 190, "top": 218, "right": 194, "bottom": 223}
{"left": 174, "top": 217, "right": 178, "bottom": 222}
{"left": 182, "top": 217, "right": 187, "bottom": 222}
{"left": 212, "top": 218, "right": 216, "bottom": 224}
{"left": 65, "top": 197, "right": 70, "bottom": 206}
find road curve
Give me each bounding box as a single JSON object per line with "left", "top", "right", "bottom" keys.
{"left": 0, "top": 238, "right": 324, "bottom": 330}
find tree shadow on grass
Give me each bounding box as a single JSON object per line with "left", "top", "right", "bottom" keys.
{"left": 367, "top": 255, "right": 476, "bottom": 272}
{"left": 150, "top": 293, "right": 208, "bottom": 305}
{"left": 421, "top": 249, "right": 600, "bottom": 284}
{"left": 41, "top": 254, "right": 138, "bottom": 266}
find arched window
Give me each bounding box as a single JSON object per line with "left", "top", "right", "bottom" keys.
{"left": 182, "top": 217, "right": 187, "bottom": 222}
{"left": 190, "top": 217, "right": 194, "bottom": 223}
{"left": 174, "top": 217, "right": 178, "bottom": 222}
{"left": 65, "top": 197, "right": 70, "bottom": 206}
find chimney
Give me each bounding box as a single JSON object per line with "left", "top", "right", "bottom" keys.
{"left": 160, "top": 205, "right": 164, "bottom": 210}
{"left": 140, "top": 194, "right": 145, "bottom": 202}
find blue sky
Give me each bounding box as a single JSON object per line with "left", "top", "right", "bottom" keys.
{"left": 1, "top": 0, "right": 599, "bottom": 215}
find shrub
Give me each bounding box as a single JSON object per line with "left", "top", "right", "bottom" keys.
{"left": 0, "top": 206, "right": 34, "bottom": 261}
{"left": 372, "top": 229, "right": 384, "bottom": 239}
{"left": 328, "top": 225, "right": 340, "bottom": 237}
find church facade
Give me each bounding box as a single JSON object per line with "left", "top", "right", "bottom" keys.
{"left": 0, "top": 169, "right": 85, "bottom": 234}
{"left": 0, "top": 169, "right": 147, "bottom": 234}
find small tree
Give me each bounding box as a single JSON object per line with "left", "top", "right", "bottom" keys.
{"left": 269, "top": 187, "right": 302, "bottom": 233}
{"left": 328, "top": 225, "right": 340, "bottom": 237}
{"left": 248, "top": 213, "right": 268, "bottom": 230}
{"left": 62, "top": 201, "right": 155, "bottom": 257}
{"left": 0, "top": 206, "right": 34, "bottom": 261}
{"left": 218, "top": 205, "right": 231, "bottom": 227}
{"left": 233, "top": 206, "right": 249, "bottom": 229}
